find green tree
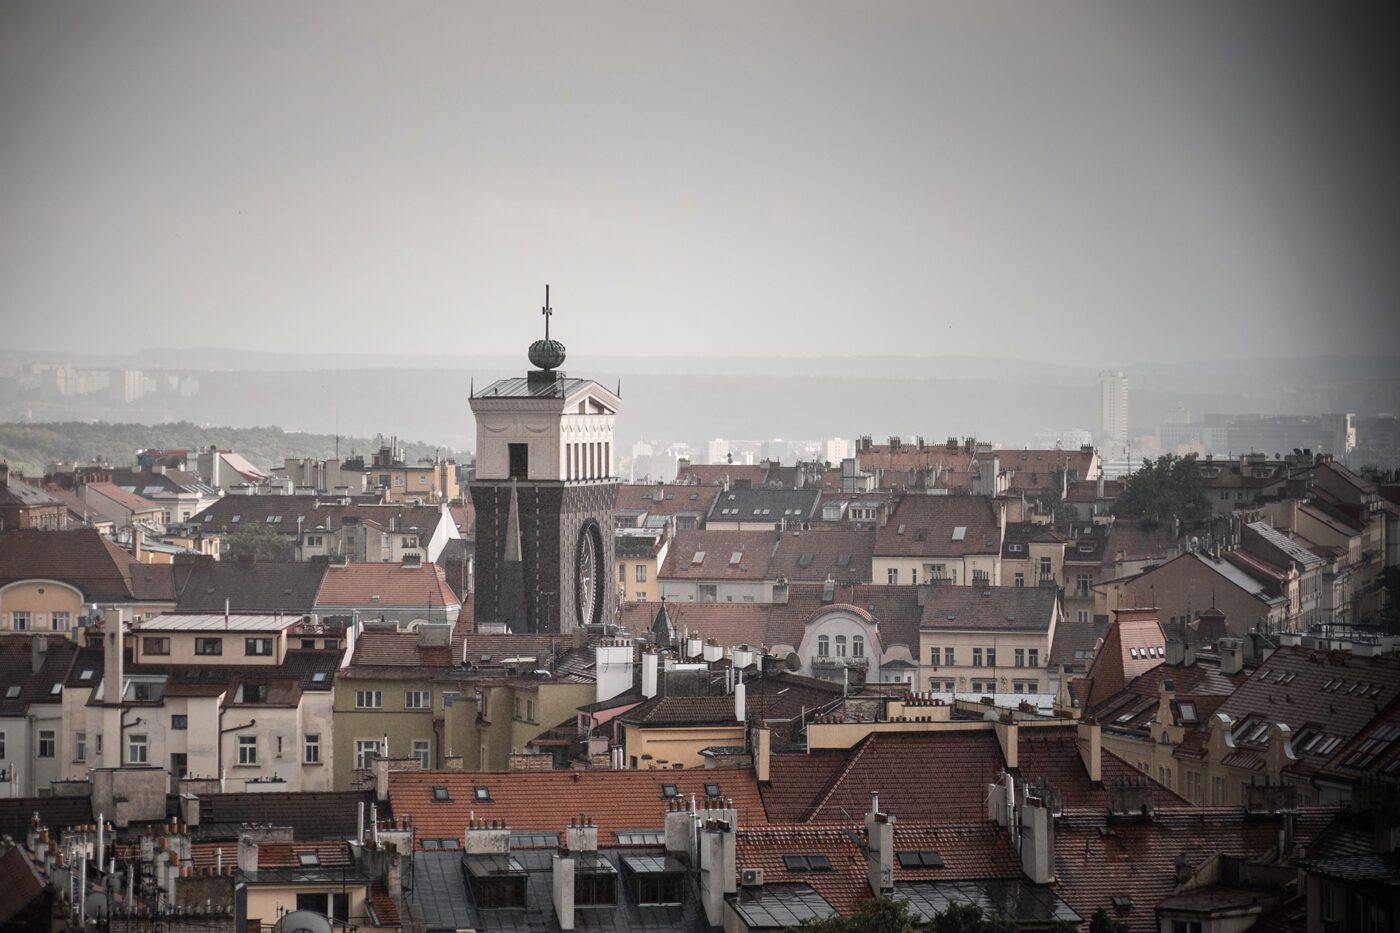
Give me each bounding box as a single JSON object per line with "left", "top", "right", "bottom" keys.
{"left": 798, "top": 896, "right": 917, "bottom": 933}
{"left": 1087, "top": 906, "right": 1130, "bottom": 933}
{"left": 224, "top": 522, "right": 291, "bottom": 561}
{"left": 1112, "top": 453, "right": 1210, "bottom": 530}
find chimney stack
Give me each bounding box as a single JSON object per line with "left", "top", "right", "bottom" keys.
{"left": 864, "top": 794, "right": 894, "bottom": 895}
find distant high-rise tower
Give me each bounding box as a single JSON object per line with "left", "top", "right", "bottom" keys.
{"left": 1098, "top": 370, "right": 1129, "bottom": 447}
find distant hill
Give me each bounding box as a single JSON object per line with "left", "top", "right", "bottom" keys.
{"left": 0, "top": 421, "right": 461, "bottom": 478}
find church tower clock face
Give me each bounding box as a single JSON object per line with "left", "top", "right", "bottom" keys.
{"left": 575, "top": 519, "right": 604, "bottom": 628}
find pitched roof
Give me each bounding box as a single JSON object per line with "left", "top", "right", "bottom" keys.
{"left": 875, "top": 496, "right": 1001, "bottom": 558}
{"left": 315, "top": 562, "right": 461, "bottom": 610}
{"left": 735, "top": 821, "right": 1023, "bottom": 916}
{"left": 190, "top": 496, "right": 446, "bottom": 540}
{"left": 767, "top": 528, "right": 874, "bottom": 584}
{"left": 197, "top": 790, "right": 375, "bottom": 840}
{"left": 707, "top": 486, "right": 821, "bottom": 524}
{"left": 621, "top": 583, "right": 925, "bottom": 655}
{"left": 1053, "top": 807, "right": 1337, "bottom": 933}
{"left": 763, "top": 725, "right": 1183, "bottom": 825}
{"left": 919, "top": 586, "right": 1059, "bottom": 633}
{"left": 615, "top": 483, "right": 720, "bottom": 517}
{"left": 1082, "top": 611, "right": 1168, "bottom": 710}
{"left": 386, "top": 768, "right": 767, "bottom": 848}
{"left": 0, "top": 795, "right": 92, "bottom": 842}
{"left": 173, "top": 559, "right": 327, "bottom": 612}
{"left": 0, "top": 528, "right": 174, "bottom": 601}
{"left": 0, "top": 634, "right": 77, "bottom": 715}
{"left": 0, "top": 847, "right": 46, "bottom": 926}
{"left": 661, "top": 529, "right": 778, "bottom": 581}
{"left": 675, "top": 464, "right": 769, "bottom": 486}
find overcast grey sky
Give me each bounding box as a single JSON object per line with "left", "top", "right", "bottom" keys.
{"left": 2, "top": 2, "right": 1396, "bottom": 365}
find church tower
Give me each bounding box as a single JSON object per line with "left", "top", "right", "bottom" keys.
{"left": 469, "top": 288, "right": 620, "bottom": 634}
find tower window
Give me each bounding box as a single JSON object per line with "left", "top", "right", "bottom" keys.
{"left": 509, "top": 444, "right": 529, "bottom": 479}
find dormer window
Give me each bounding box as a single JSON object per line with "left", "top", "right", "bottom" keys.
{"left": 661, "top": 783, "right": 680, "bottom": 799}
{"left": 474, "top": 785, "right": 492, "bottom": 801}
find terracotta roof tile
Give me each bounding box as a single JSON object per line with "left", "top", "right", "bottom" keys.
{"left": 661, "top": 529, "right": 778, "bottom": 580}
{"left": 387, "top": 769, "right": 767, "bottom": 848}
{"left": 767, "top": 528, "right": 875, "bottom": 584}
{"left": 315, "top": 562, "right": 461, "bottom": 610}
{"left": 0, "top": 528, "right": 167, "bottom": 602}
{"left": 875, "top": 496, "right": 1001, "bottom": 558}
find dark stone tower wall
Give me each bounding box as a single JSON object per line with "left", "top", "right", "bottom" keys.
{"left": 470, "top": 480, "right": 618, "bottom": 634}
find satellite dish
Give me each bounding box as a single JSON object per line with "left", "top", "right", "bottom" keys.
{"left": 273, "top": 911, "right": 334, "bottom": 933}
{"left": 784, "top": 652, "right": 801, "bottom": 672}
{"left": 83, "top": 893, "right": 109, "bottom": 920}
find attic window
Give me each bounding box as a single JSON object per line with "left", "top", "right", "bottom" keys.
{"left": 432, "top": 786, "right": 451, "bottom": 802}
{"left": 615, "top": 830, "right": 664, "bottom": 845}
{"left": 914, "top": 529, "right": 927, "bottom": 542}
{"left": 1111, "top": 895, "right": 1133, "bottom": 910}
{"left": 474, "top": 786, "right": 492, "bottom": 801}
{"left": 50, "top": 683, "right": 62, "bottom": 696}
{"left": 661, "top": 783, "right": 680, "bottom": 799}
{"left": 1008, "top": 543, "right": 1023, "bottom": 552}
{"left": 231, "top": 515, "right": 241, "bottom": 523}
{"left": 896, "top": 850, "right": 945, "bottom": 869}
{"left": 729, "top": 552, "right": 743, "bottom": 566}
{"left": 797, "top": 554, "right": 814, "bottom": 568}
{"left": 692, "top": 551, "right": 705, "bottom": 565}
{"left": 311, "top": 672, "right": 328, "bottom": 683}
{"left": 951, "top": 526, "right": 966, "bottom": 541}
{"left": 897, "top": 524, "right": 906, "bottom": 535}
{"left": 4, "top": 686, "right": 18, "bottom": 698}
{"left": 511, "top": 831, "right": 561, "bottom": 847}
{"left": 422, "top": 838, "right": 459, "bottom": 849}
{"left": 80, "top": 670, "right": 94, "bottom": 681}
{"left": 835, "top": 554, "right": 851, "bottom": 567}
{"left": 704, "top": 782, "right": 721, "bottom": 797}
{"left": 298, "top": 852, "right": 321, "bottom": 867}
{"left": 1177, "top": 702, "right": 1197, "bottom": 723}
{"left": 782, "top": 854, "right": 832, "bottom": 872}
{"left": 689, "top": 493, "right": 698, "bottom": 500}
{"left": 1129, "top": 648, "right": 1138, "bottom": 659}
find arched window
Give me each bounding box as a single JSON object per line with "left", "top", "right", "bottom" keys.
{"left": 817, "top": 635, "right": 829, "bottom": 657}
{"left": 835, "top": 635, "right": 847, "bottom": 657}
{"left": 852, "top": 635, "right": 864, "bottom": 658}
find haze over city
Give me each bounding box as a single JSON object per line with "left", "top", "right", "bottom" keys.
{"left": 3, "top": 1, "right": 1398, "bottom": 364}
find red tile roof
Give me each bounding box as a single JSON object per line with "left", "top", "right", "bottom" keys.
{"left": 1052, "top": 807, "right": 1338, "bottom": 933}
{"left": 919, "top": 585, "right": 1059, "bottom": 633}
{"left": 387, "top": 769, "right": 768, "bottom": 848}
{"left": 661, "top": 529, "right": 779, "bottom": 580}
{"left": 0, "top": 528, "right": 174, "bottom": 601}
{"left": 1082, "top": 611, "right": 1167, "bottom": 711}
{"left": 874, "top": 496, "right": 1001, "bottom": 558}
{"left": 616, "top": 483, "right": 720, "bottom": 517}
{"left": 767, "top": 528, "right": 875, "bottom": 584}
{"left": 315, "top": 562, "right": 461, "bottom": 610}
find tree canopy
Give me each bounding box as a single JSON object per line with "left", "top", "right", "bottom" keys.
{"left": 224, "top": 522, "right": 292, "bottom": 562}
{"left": 1111, "top": 453, "right": 1210, "bottom": 529}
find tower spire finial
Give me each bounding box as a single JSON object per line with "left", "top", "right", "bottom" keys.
{"left": 542, "top": 284, "right": 552, "bottom": 341}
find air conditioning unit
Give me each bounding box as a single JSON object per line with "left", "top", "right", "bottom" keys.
{"left": 740, "top": 868, "right": 764, "bottom": 887}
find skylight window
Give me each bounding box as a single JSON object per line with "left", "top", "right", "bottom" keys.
{"left": 1177, "top": 702, "right": 1197, "bottom": 723}
{"left": 5, "top": 686, "right": 19, "bottom": 698}
{"left": 661, "top": 783, "right": 680, "bottom": 799}
{"left": 50, "top": 683, "right": 62, "bottom": 696}
{"left": 836, "top": 553, "right": 851, "bottom": 567}
{"left": 297, "top": 852, "right": 321, "bottom": 867}
{"left": 782, "top": 854, "right": 832, "bottom": 872}
{"left": 897, "top": 524, "right": 906, "bottom": 535}
{"left": 896, "top": 850, "right": 945, "bottom": 869}
{"left": 692, "top": 551, "right": 705, "bottom": 565}
{"left": 951, "top": 526, "right": 967, "bottom": 541}
{"left": 80, "top": 670, "right": 94, "bottom": 681}
{"left": 432, "top": 786, "right": 451, "bottom": 802}
{"left": 704, "top": 782, "right": 721, "bottom": 798}
{"left": 797, "top": 554, "right": 814, "bottom": 568}
{"left": 729, "top": 552, "right": 743, "bottom": 566}
{"left": 474, "top": 786, "right": 491, "bottom": 801}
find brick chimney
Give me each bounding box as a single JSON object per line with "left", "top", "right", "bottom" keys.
{"left": 864, "top": 793, "right": 894, "bottom": 895}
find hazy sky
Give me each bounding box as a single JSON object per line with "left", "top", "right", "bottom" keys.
{"left": 2, "top": 2, "right": 1396, "bottom": 365}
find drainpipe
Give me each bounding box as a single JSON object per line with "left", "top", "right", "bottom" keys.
{"left": 217, "top": 715, "right": 257, "bottom": 785}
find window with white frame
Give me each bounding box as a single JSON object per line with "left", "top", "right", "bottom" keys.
{"left": 1028, "top": 649, "right": 1038, "bottom": 667}
{"left": 852, "top": 635, "right": 864, "bottom": 658}
{"left": 52, "top": 612, "right": 70, "bottom": 631}
{"left": 127, "top": 733, "right": 147, "bottom": 764}
{"left": 304, "top": 734, "right": 320, "bottom": 764}
{"left": 75, "top": 732, "right": 86, "bottom": 761}
{"left": 835, "top": 635, "right": 846, "bottom": 657}
{"left": 414, "top": 739, "right": 430, "bottom": 769}
{"left": 238, "top": 735, "right": 257, "bottom": 765}
{"left": 405, "top": 690, "right": 430, "bottom": 709}
{"left": 355, "top": 739, "right": 380, "bottom": 769}
{"left": 886, "top": 568, "right": 898, "bottom": 584}
{"left": 636, "top": 565, "right": 646, "bottom": 582}
{"left": 355, "top": 690, "right": 382, "bottom": 709}
{"left": 12, "top": 611, "right": 29, "bottom": 631}
{"left": 817, "top": 635, "right": 829, "bottom": 657}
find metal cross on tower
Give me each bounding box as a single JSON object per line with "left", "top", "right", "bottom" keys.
{"left": 541, "top": 284, "right": 552, "bottom": 341}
